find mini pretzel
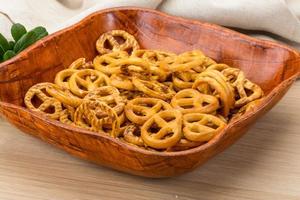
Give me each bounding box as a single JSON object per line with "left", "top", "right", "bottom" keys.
{"left": 193, "top": 69, "right": 235, "bottom": 117}
{"left": 132, "top": 77, "right": 175, "bottom": 100}
{"left": 161, "top": 50, "right": 205, "bottom": 72}
{"left": 172, "top": 71, "right": 198, "bottom": 90}
{"left": 207, "top": 63, "right": 229, "bottom": 72}
{"left": 141, "top": 109, "right": 182, "bottom": 149}
{"left": 96, "top": 30, "right": 140, "bottom": 54}
{"left": 24, "top": 83, "right": 63, "bottom": 119}
{"left": 93, "top": 51, "right": 128, "bottom": 75}
{"left": 132, "top": 49, "right": 176, "bottom": 80}
{"left": 125, "top": 98, "right": 172, "bottom": 125}
{"left": 222, "top": 68, "right": 263, "bottom": 107}
{"left": 84, "top": 86, "right": 121, "bottom": 103}
{"left": 84, "top": 86, "right": 125, "bottom": 128}
{"left": 110, "top": 74, "right": 135, "bottom": 90}
{"left": 131, "top": 49, "right": 176, "bottom": 64}
{"left": 68, "top": 58, "right": 96, "bottom": 70}
{"left": 171, "top": 89, "right": 219, "bottom": 114}
{"left": 69, "top": 69, "right": 110, "bottom": 97}
{"left": 46, "top": 84, "right": 83, "bottom": 107}
{"left": 183, "top": 113, "right": 226, "bottom": 142}
{"left": 122, "top": 124, "right": 144, "bottom": 147}
{"left": 55, "top": 69, "right": 78, "bottom": 89}
{"left": 74, "top": 100, "right": 120, "bottom": 136}
{"left": 119, "top": 90, "right": 145, "bottom": 100}
{"left": 59, "top": 105, "right": 75, "bottom": 125}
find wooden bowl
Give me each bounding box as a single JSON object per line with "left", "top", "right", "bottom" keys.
{"left": 0, "top": 7, "right": 299, "bottom": 178}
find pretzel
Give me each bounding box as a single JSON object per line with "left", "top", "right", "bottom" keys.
{"left": 68, "top": 58, "right": 96, "bottom": 70}
{"left": 125, "top": 97, "right": 172, "bottom": 125}
{"left": 161, "top": 50, "right": 205, "bottom": 72}
{"left": 54, "top": 69, "right": 77, "bottom": 89}
{"left": 93, "top": 51, "right": 128, "bottom": 75}
{"left": 132, "top": 50, "right": 175, "bottom": 80}
{"left": 172, "top": 71, "right": 198, "bottom": 90}
{"left": 74, "top": 100, "right": 120, "bottom": 136}
{"left": 84, "top": 86, "right": 121, "bottom": 103}
{"left": 231, "top": 99, "right": 263, "bottom": 121}
{"left": 222, "top": 68, "right": 263, "bottom": 107}
{"left": 132, "top": 77, "right": 175, "bottom": 100}
{"left": 59, "top": 105, "right": 75, "bottom": 125}
{"left": 131, "top": 49, "right": 176, "bottom": 64}
{"left": 119, "top": 90, "right": 145, "bottom": 100}
{"left": 84, "top": 86, "right": 125, "bottom": 128}
{"left": 207, "top": 63, "right": 230, "bottom": 72}
{"left": 141, "top": 109, "right": 182, "bottom": 149}
{"left": 46, "top": 84, "right": 83, "bottom": 107}
{"left": 122, "top": 124, "right": 144, "bottom": 147}
{"left": 193, "top": 69, "right": 235, "bottom": 117}
{"left": 110, "top": 74, "right": 135, "bottom": 90}
{"left": 96, "top": 30, "right": 140, "bottom": 54}
{"left": 171, "top": 89, "right": 219, "bottom": 114}
{"left": 24, "top": 83, "right": 63, "bottom": 119}
{"left": 183, "top": 113, "right": 226, "bottom": 142}
{"left": 69, "top": 69, "right": 110, "bottom": 97}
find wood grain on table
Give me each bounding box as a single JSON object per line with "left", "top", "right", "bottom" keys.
{"left": 0, "top": 81, "right": 300, "bottom": 200}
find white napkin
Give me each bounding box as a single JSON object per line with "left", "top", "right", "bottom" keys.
{"left": 0, "top": 0, "right": 300, "bottom": 48}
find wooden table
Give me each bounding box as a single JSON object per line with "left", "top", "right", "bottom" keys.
{"left": 0, "top": 83, "right": 299, "bottom": 200}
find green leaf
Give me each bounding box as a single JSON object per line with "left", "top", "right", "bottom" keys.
{"left": 3, "top": 50, "right": 16, "bottom": 61}
{"left": 0, "top": 33, "right": 10, "bottom": 52}
{"left": 13, "top": 31, "right": 38, "bottom": 53}
{"left": 31, "top": 26, "right": 48, "bottom": 40}
{"left": 11, "top": 23, "right": 27, "bottom": 42}
{"left": 0, "top": 45, "right": 5, "bottom": 58}
{"left": 8, "top": 41, "right": 15, "bottom": 50}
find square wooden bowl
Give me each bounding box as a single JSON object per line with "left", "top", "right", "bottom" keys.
{"left": 0, "top": 7, "right": 299, "bottom": 178}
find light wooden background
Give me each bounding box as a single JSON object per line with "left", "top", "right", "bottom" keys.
{"left": 0, "top": 80, "right": 299, "bottom": 200}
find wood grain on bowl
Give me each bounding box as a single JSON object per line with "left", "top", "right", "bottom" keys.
{"left": 0, "top": 7, "right": 299, "bottom": 177}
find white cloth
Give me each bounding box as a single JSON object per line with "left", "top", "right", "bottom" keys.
{"left": 0, "top": 0, "right": 300, "bottom": 49}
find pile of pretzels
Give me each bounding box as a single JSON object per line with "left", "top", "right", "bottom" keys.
{"left": 24, "top": 30, "right": 264, "bottom": 152}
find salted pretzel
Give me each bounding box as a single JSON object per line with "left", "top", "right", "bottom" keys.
{"left": 59, "top": 105, "right": 75, "bottom": 125}
{"left": 46, "top": 84, "right": 83, "bottom": 107}
{"left": 24, "top": 83, "right": 63, "bottom": 119}
{"left": 207, "top": 63, "right": 230, "bottom": 72}
{"left": 161, "top": 50, "right": 205, "bottom": 72}
{"left": 93, "top": 51, "right": 128, "bottom": 75}
{"left": 172, "top": 71, "right": 198, "bottom": 90}
{"left": 69, "top": 69, "right": 110, "bottom": 97}
{"left": 119, "top": 90, "right": 145, "bottom": 100}
{"left": 54, "top": 69, "right": 78, "bottom": 89}
{"left": 183, "top": 113, "right": 226, "bottom": 142}
{"left": 193, "top": 69, "right": 235, "bottom": 116}
{"left": 122, "top": 124, "right": 144, "bottom": 147}
{"left": 110, "top": 74, "right": 135, "bottom": 90}
{"left": 68, "top": 58, "right": 96, "bottom": 70}
{"left": 222, "top": 68, "right": 263, "bottom": 107}
{"left": 132, "top": 77, "right": 175, "bottom": 100}
{"left": 132, "top": 49, "right": 175, "bottom": 80}
{"left": 96, "top": 30, "right": 140, "bottom": 54}
{"left": 171, "top": 89, "right": 219, "bottom": 114}
{"left": 84, "top": 86, "right": 125, "bottom": 127}
{"left": 141, "top": 109, "right": 182, "bottom": 149}
{"left": 125, "top": 97, "right": 172, "bottom": 125}
{"left": 74, "top": 100, "right": 120, "bottom": 136}
{"left": 131, "top": 49, "right": 176, "bottom": 64}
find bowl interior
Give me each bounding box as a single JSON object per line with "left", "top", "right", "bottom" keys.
{"left": 0, "top": 8, "right": 299, "bottom": 107}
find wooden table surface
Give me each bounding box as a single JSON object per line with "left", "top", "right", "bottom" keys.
{"left": 0, "top": 82, "right": 299, "bottom": 200}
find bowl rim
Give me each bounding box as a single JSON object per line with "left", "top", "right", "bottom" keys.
{"left": 0, "top": 6, "right": 299, "bottom": 157}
